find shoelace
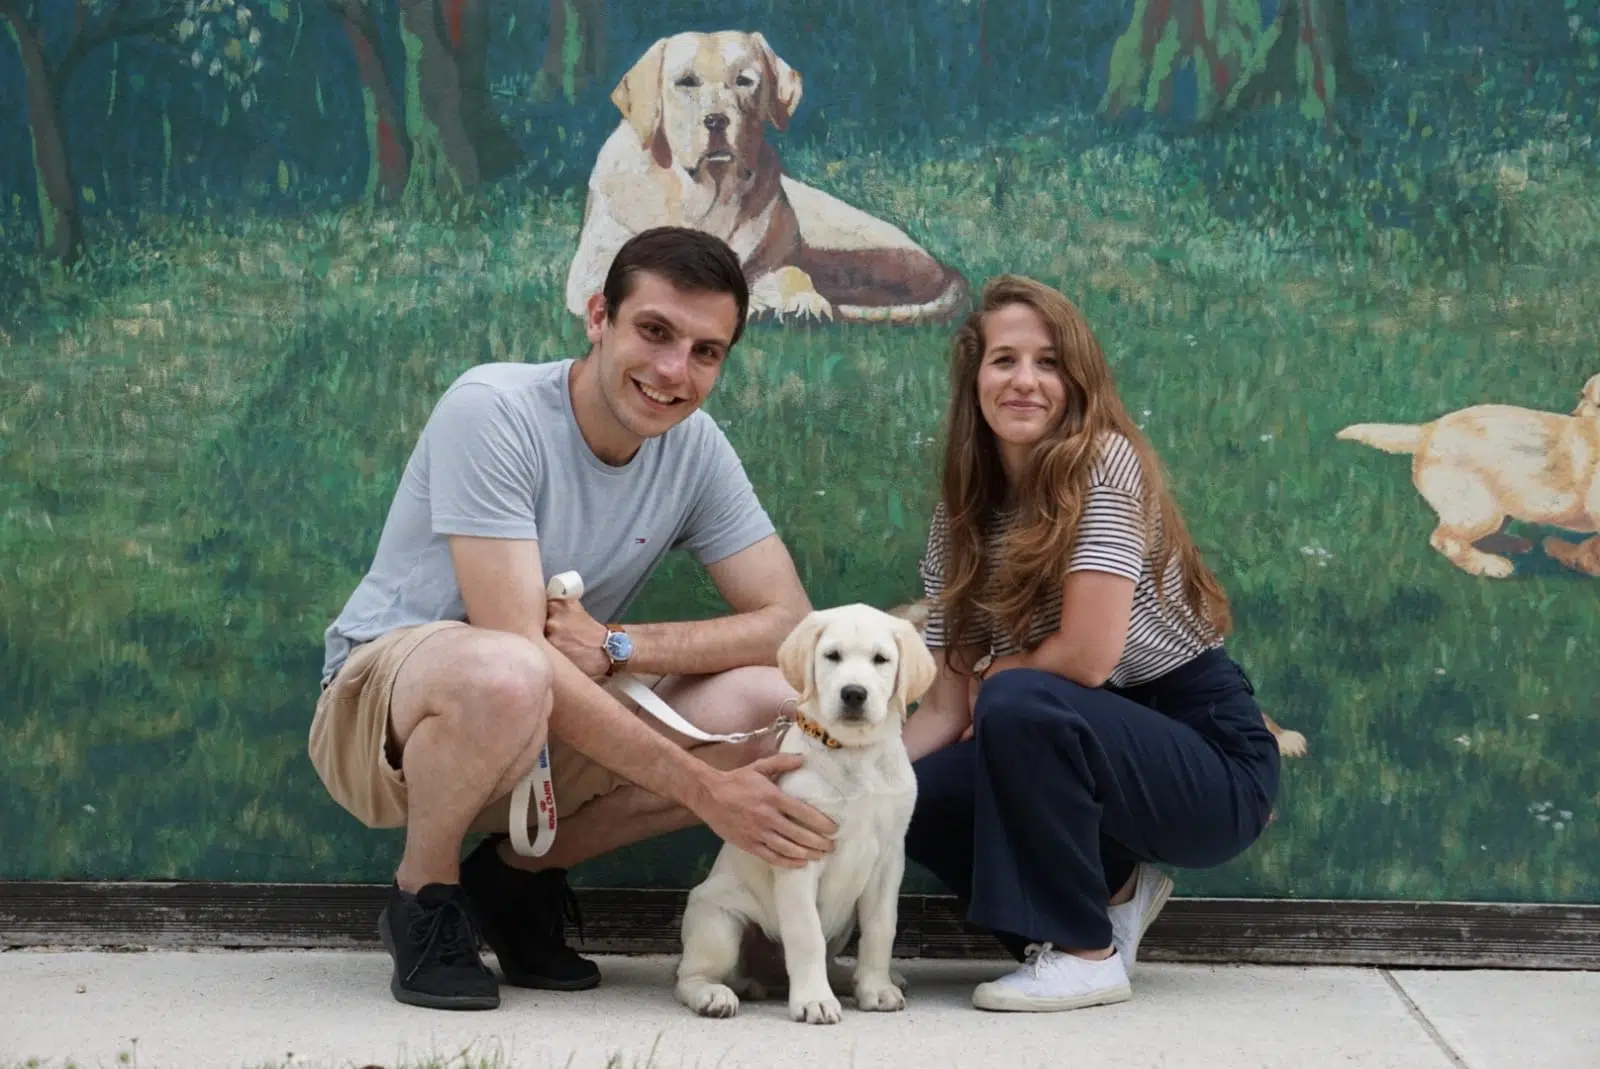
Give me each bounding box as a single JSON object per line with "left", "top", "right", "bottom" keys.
{"left": 405, "top": 897, "right": 479, "bottom": 982}
{"left": 555, "top": 879, "right": 586, "bottom": 946}
{"left": 519, "top": 874, "right": 587, "bottom": 949}
{"left": 1021, "top": 941, "right": 1057, "bottom": 977}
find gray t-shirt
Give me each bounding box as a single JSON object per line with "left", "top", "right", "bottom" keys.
{"left": 320, "top": 358, "right": 776, "bottom": 684}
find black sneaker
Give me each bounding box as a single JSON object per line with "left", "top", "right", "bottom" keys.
{"left": 460, "top": 834, "right": 602, "bottom": 991}
{"left": 377, "top": 881, "right": 500, "bottom": 1010}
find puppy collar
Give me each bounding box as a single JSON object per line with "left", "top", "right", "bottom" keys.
{"left": 791, "top": 710, "right": 844, "bottom": 750}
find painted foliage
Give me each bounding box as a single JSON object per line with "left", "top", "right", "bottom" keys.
{"left": 1, "top": 0, "right": 1596, "bottom": 904}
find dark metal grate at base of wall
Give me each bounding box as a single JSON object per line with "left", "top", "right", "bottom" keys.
{"left": 3, "top": 883, "right": 1597, "bottom": 970}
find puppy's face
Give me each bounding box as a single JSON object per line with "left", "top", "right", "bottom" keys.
{"left": 612, "top": 31, "right": 803, "bottom": 181}
{"left": 778, "top": 605, "right": 938, "bottom": 746}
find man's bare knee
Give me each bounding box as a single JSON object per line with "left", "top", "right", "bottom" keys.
{"left": 723, "top": 665, "right": 796, "bottom": 739}
{"left": 651, "top": 665, "right": 792, "bottom": 768}
{"left": 657, "top": 665, "right": 793, "bottom": 736}
{"left": 391, "top": 630, "right": 552, "bottom": 760}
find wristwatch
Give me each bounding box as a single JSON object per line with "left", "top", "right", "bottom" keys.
{"left": 602, "top": 624, "right": 633, "bottom": 677}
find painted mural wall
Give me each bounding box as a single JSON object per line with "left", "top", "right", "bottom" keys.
{"left": 2, "top": 0, "right": 1596, "bottom": 905}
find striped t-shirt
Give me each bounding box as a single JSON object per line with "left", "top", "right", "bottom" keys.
{"left": 917, "top": 432, "right": 1221, "bottom": 688}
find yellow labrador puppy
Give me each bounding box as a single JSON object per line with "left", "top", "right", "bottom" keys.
{"left": 675, "top": 603, "right": 937, "bottom": 1024}
{"left": 565, "top": 30, "right": 968, "bottom": 325}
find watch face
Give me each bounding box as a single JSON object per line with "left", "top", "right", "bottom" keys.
{"left": 605, "top": 630, "right": 633, "bottom": 661}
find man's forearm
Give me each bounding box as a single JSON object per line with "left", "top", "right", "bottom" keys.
{"left": 621, "top": 601, "right": 806, "bottom": 677}
{"left": 539, "top": 636, "right": 717, "bottom": 810}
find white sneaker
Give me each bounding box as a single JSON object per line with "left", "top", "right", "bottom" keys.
{"left": 1108, "top": 863, "right": 1175, "bottom": 969}
{"left": 971, "top": 943, "right": 1132, "bottom": 1012}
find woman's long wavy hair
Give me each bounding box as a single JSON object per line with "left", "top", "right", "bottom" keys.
{"left": 935, "top": 275, "right": 1232, "bottom": 661}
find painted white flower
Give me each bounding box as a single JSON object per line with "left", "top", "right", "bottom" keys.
{"left": 1299, "top": 543, "right": 1333, "bottom": 567}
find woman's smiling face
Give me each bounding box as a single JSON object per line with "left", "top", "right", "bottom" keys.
{"left": 976, "top": 301, "right": 1067, "bottom": 476}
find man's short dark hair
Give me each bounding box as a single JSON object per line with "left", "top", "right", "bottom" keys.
{"left": 601, "top": 227, "right": 751, "bottom": 346}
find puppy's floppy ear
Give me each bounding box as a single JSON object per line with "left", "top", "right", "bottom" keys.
{"left": 777, "top": 611, "right": 825, "bottom": 706}
{"left": 612, "top": 37, "right": 667, "bottom": 147}
{"left": 751, "top": 31, "right": 802, "bottom": 131}
{"left": 891, "top": 618, "right": 938, "bottom": 719}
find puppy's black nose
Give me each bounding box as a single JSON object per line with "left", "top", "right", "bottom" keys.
{"left": 704, "top": 113, "right": 729, "bottom": 132}
{"left": 840, "top": 684, "right": 868, "bottom": 708}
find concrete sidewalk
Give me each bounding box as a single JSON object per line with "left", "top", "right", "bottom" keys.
{"left": 1, "top": 950, "right": 1594, "bottom": 1069}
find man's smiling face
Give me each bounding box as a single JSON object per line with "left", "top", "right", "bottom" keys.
{"left": 584, "top": 269, "right": 740, "bottom": 443}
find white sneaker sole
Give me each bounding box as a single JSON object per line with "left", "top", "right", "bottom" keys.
{"left": 972, "top": 979, "right": 1133, "bottom": 1013}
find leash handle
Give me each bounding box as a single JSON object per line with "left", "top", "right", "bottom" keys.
{"left": 506, "top": 571, "right": 580, "bottom": 858}
{"left": 507, "top": 570, "right": 785, "bottom": 857}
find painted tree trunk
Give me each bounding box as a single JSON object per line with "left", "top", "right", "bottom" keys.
{"left": 1226, "top": 0, "right": 1368, "bottom": 122}
{"left": 440, "top": 0, "right": 524, "bottom": 180}
{"left": 2, "top": 6, "right": 83, "bottom": 265}
{"left": 1101, "top": 0, "right": 1363, "bottom": 125}
{"left": 1101, "top": 0, "right": 1261, "bottom": 120}
{"left": 333, "top": 0, "right": 408, "bottom": 201}
{"left": 538, "top": 0, "right": 605, "bottom": 104}
{"left": 398, "top": 0, "right": 480, "bottom": 209}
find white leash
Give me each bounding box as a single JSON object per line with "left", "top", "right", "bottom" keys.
{"left": 506, "top": 571, "right": 790, "bottom": 857}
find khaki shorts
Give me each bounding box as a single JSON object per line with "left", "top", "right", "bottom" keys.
{"left": 307, "top": 620, "right": 665, "bottom": 833}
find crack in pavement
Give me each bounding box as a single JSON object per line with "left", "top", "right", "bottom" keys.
{"left": 1382, "top": 968, "right": 1472, "bottom": 1069}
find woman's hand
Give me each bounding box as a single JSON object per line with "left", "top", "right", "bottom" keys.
{"left": 983, "top": 651, "right": 1030, "bottom": 677}
{"left": 903, "top": 648, "right": 982, "bottom": 762}
{"left": 958, "top": 675, "right": 980, "bottom": 742}
{"left": 957, "top": 652, "right": 1027, "bottom": 741}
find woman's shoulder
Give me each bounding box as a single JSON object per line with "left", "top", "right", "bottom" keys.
{"left": 1088, "top": 430, "right": 1145, "bottom": 494}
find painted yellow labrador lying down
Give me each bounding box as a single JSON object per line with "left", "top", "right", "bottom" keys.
{"left": 565, "top": 30, "right": 969, "bottom": 326}
{"left": 675, "top": 604, "right": 937, "bottom": 1024}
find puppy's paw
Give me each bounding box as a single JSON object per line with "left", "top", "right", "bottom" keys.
{"left": 854, "top": 979, "right": 906, "bottom": 1012}
{"left": 1275, "top": 728, "right": 1308, "bottom": 758}
{"left": 830, "top": 957, "right": 906, "bottom": 991}
{"left": 682, "top": 983, "right": 740, "bottom": 1018}
{"left": 781, "top": 287, "right": 834, "bottom": 322}
{"left": 750, "top": 266, "right": 834, "bottom": 323}
{"left": 791, "top": 992, "right": 843, "bottom": 1025}
{"left": 1480, "top": 557, "right": 1515, "bottom": 578}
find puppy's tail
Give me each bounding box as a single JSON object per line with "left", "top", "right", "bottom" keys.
{"left": 887, "top": 598, "right": 932, "bottom": 633}
{"left": 831, "top": 271, "right": 971, "bottom": 326}
{"left": 1335, "top": 422, "right": 1426, "bottom": 454}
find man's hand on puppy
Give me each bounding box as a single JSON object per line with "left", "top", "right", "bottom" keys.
{"left": 698, "top": 754, "right": 837, "bottom": 868}
{"left": 544, "top": 597, "right": 610, "bottom": 678}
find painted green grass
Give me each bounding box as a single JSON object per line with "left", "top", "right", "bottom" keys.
{"left": 3, "top": 93, "right": 1598, "bottom": 903}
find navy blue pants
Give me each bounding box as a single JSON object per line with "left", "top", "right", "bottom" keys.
{"left": 905, "top": 648, "right": 1280, "bottom": 957}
